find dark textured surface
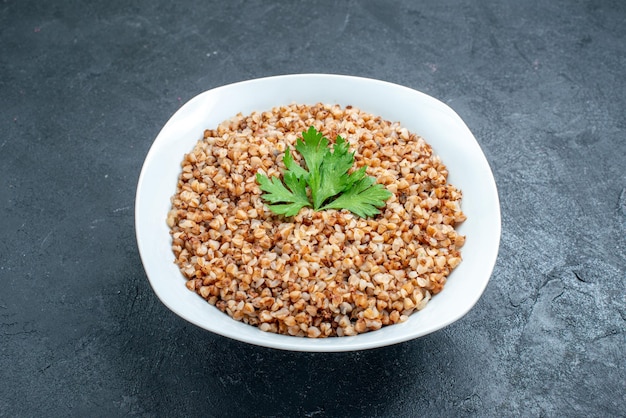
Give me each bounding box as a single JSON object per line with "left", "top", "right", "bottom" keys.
{"left": 1, "top": 0, "right": 625, "bottom": 416}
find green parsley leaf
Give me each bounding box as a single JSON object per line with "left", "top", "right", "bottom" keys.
{"left": 282, "top": 146, "right": 309, "bottom": 180}
{"left": 320, "top": 176, "right": 392, "bottom": 218}
{"left": 295, "top": 126, "right": 329, "bottom": 177}
{"left": 256, "top": 172, "right": 310, "bottom": 217}
{"left": 256, "top": 126, "right": 392, "bottom": 218}
{"left": 312, "top": 135, "right": 358, "bottom": 209}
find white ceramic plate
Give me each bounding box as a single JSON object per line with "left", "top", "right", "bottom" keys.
{"left": 135, "top": 74, "right": 501, "bottom": 352}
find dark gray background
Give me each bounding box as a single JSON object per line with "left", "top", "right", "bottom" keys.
{"left": 1, "top": 0, "right": 624, "bottom": 416}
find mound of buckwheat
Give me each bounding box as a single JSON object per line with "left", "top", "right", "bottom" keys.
{"left": 167, "top": 103, "right": 466, "bottom": 338}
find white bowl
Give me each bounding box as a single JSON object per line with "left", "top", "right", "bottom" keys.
{"left": 135, "top": 74, "right": 501, "bottom": 352}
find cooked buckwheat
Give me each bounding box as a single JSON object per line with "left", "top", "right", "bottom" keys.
{"left": 168, "top": 103, "right": 466, "bottom": 338}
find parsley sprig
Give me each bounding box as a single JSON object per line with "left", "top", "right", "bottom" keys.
{"left": 256, "top": 126, "right": 392, "bottom": 218}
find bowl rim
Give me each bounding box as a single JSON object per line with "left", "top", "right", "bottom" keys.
{"left": 135, "top": 73, "right": 501, "bottom": 352}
